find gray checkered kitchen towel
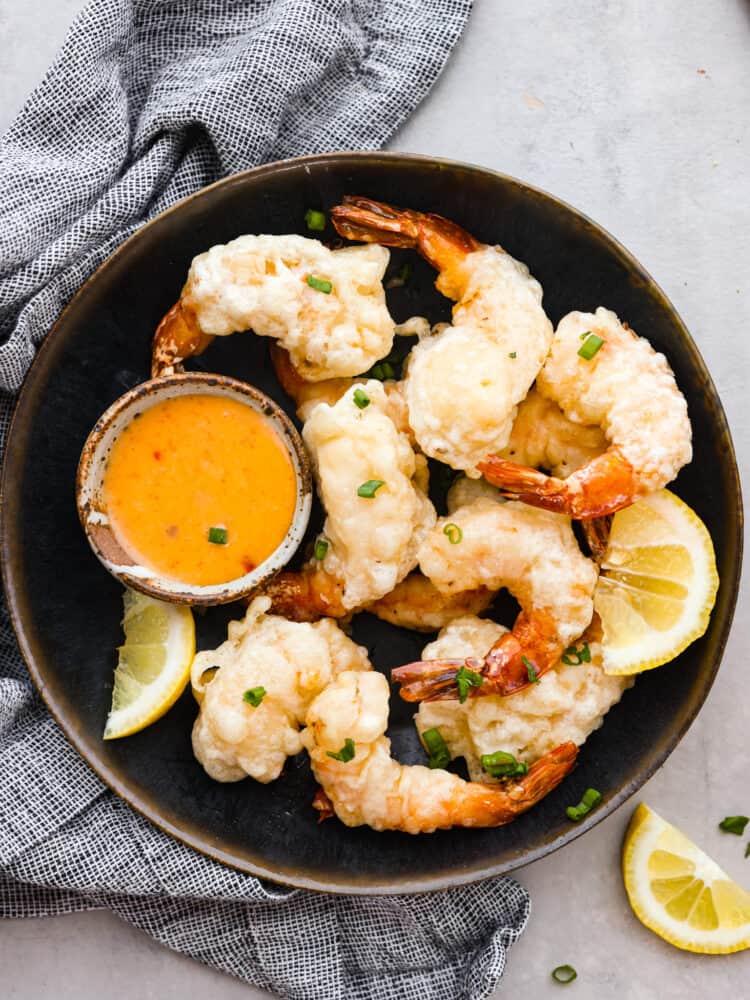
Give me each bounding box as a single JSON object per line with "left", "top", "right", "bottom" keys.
{"left": 0, "top": 1, "right": 531, "bottom": 997}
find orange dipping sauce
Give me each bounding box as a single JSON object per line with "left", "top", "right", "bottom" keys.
{"left": 102, "top": 394, "right": 297, "bottom": 586}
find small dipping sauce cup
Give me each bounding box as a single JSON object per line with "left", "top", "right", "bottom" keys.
{"left": 76, "top": 373, "right": 312, "bottom": 605}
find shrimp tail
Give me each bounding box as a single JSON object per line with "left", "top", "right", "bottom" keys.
{"left": 151, "top": 299, "right": 214, "bottom": 378}
{"left": 255, "top": 569, "right": 347, "bottom": 621}
{"left": 495, "top": 741, "right": 578, "bottom": 817}
{"left": 393, "top": 612, "right": 561, "bottom": 702}
{"left": 478, "top": 456, "right": 573, "bottom": 513}
{"left": 312, "top": 786, "right": 335, "bottom": 823}
{"left": 270, "top": 343, "right": 306, "bottom": 403}
{"left": 479, "top": 450, "right": 639, "bottom": 519}
{"left": 581, "top": 515, "right": 613, "bottom": 562}
{"left": 451, "top": 742, "right": 579, "bottom": 827}
{"left": 331, "top": 196, "right": 480, "bottom": 271}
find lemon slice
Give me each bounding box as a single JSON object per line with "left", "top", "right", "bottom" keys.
{"left": 104, "top": 589, "right": 195, "bottom": 739}
{"left": 623, "top": 804, "right": 750, "bottom": 953}
{"left": 593, "top": 489, "right": 718, "bottom": 675}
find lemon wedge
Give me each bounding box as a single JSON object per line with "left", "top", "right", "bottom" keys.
{"left": 623, "top": 804, "right": 750, "bottom": 954}
{"left": 593, "top": 489, "right": 718, "bottom": 675}
{"left": 104, "top": 589, "right": 195, "bottom": 739}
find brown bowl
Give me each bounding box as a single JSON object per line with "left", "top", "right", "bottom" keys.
{"left": 0, "top": 151, "right": 742, "bottom": 893}
{"left": 76, "top": 371, "right": 312, "bottom": 605}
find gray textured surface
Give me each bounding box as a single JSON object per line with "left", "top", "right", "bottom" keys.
{"left": 1, "top": 0, "right": 749, "bottom": 996}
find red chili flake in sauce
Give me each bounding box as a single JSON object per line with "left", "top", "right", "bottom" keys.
{"left": 241, "top": 557, "right": 256, "bottom": 573}
{"left": 165, "top": 525, "right": 178, "bottom": 538}
{"left": 153, "top": 450, "right": 162, "bottom": 460}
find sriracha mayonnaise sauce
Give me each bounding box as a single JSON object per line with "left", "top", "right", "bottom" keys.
{"left": 103, "top": 394, "right": 296, "bottom": 585}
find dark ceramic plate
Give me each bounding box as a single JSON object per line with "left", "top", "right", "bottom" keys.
{"left": 1, "top": 153, "right": 742, "bottom": 894}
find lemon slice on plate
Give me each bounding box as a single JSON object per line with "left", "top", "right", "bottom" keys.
{"left": 593, "top": 489, "right": 718, "bottom": 675}
{"left": 104, "top": 589, "right": 195, "bottom": 740}
{"left": 623, "top": 804, "right": 750, "bottom": 954}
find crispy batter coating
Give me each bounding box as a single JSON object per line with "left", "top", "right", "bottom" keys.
{"left": 191, "top": 598, "right": 370, "bottom": 783}
{"left": 182, "top": 235, "right": 394, "bottom": 380}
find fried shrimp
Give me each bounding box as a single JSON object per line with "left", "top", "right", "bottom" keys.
{"left": 269, "top": 342, "right": 411, "bottom": 434}
{"left": 499, "top": 387, "right": 607, "bottom": 477}
{"left": 302, "top": 671, "right": 577, "bottom": 833}
{"left": 191, "top": 597, "right": 370, "bottom": 783}
{"left": 151, "top": 234, "right": 395, "bottom": 380}
{"left": 331, "top": 196, "right": 553, "bottom": 475}
{"left": 261, "top": 381, "right": 436, "bottom": 617}
{"left": 393, "top": 498, "right": 598, "bottom": 701}
{"left": 367, "top": 573, "right": 494, "bottom": 632}
{"left": 480, "top": 308, "right": 692, "bottom": 517}
{"left": 415, "top": 616, "right": 632, "bottom": 782}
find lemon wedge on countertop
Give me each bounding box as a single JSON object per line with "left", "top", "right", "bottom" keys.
{"left": 623, "top": 804, "right": 750, "bottom": 954}
{"left": 594, "top": 489, "right": 718, "bottom": 675}
{"left": 103, "top": 589, "right": 195, "bottom": 739}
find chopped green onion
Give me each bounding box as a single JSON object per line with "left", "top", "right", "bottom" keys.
{"left": 481, "top": 750, "right": 529, "bottom": 779}
{"left": 551, "top": 965, "right": 577, "bottom": 984}
{"left": 357, "top": 479, "right": 385, "bottom": 498}
{"left": 242, "top": 686, "right": 266, "bottom": 707}
{"left": 304, "top": 208, "right": 326, "bottom": 232}
{"left": 745, "top": 842, "right": 750, "bottom": 859}
{"left": 561, "top": 642, "right": 591, "bottom": 665}
{"left": 208, "top": 526, "right": 228, "bottom": 545}
{"left": 422, "top": 727, "right": 451, "bottom": 769}
{"left": 566, "top": 787, "right": 602, "bottom": 822}
{"left": 508, "top": 351, "right": 517, "bottom": 359}
{"left": 353, "top": 388, "right": 370, "bottom": 409}
{"left": 578, "top": 333, "right": 605, "bottom": 360}
{"left": 327, "top": 738, "right": 355, "bottom": 763}
{"left": 397, "top": 261, "right": 412, "bottom": 284}
{"left": 368, "top": 361, "right": 396, "bottom": 381}
{"left": 443, "top": 522, "right": 463, "bottom": 544}
{"left": 456, "top": 665, "right": 483, "bottom": 703}
{"left": 306, "top": 274, "right": 333, "bottom": 294}
{"left": 719, "top": 815, "right": 749, "bottom": 836}
{"left": 386, "top": 261, "right": 413, "bottom": 288}
{"left": 522, "top": 655, "right": 540, "bottom": 684}
{"left": 314, "top": 538, "right": 329, "bottom": 561}
{"left": 579, "top": 330, "right": 592, "bottom": 340}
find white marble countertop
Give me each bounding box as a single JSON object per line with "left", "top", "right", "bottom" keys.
{"left": 1, "top": 1, "right": 748, "bottom": 997}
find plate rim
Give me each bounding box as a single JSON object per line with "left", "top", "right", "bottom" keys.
{"left": 0, "top": 150, "right": 743, "bottom": 894}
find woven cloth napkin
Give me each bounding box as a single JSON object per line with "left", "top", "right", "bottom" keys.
{"left": 0, "top": 2, "right": 531, "bottom": 997}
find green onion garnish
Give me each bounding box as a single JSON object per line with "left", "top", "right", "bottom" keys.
{"left": 357, "top": 479, "right": 385, "bottom": 498}
{"left": 304, "top": 208, "right": 326, "bottom": 232}
{"left": 456, "top": 665, "right": 483, "bottom": 703}
{"left": 561, "top": 642, "right": 591, "bottom": 665}
{"left": 745, "top": 842, "right": 750, "bottom": 859}
{"left": 579, "top": 330, "right": 592, "bottom": 340}
{"left": 508, "top": 351, "right": 517, "bottom": 359}
{"left": 443, "top": 522, "right": 463, "bottom": 544}
{"left": 306, "top": 274, "right": 333, "bottom": 294}
{"left": 578, "top": 333, "right": 605, "bottom": 360}
{"left": 551, "top": 965, "right": 577, "bottom": 984}
{"left": 242, "top": 686, "right": 266, "bottom": 707}
{"left": 566, "top": 787, "right": 602, "bottom": 822}
{"left": 368, "top": 361, "right": 396, "bottom": 381}
{"left": 422, "top": 727, "right": 451, "bottom": 769}
{"left": 327, "top": 738, "right": 355, "bottom": 763}
{"left": 314, "top": 538, "right": 329, "bottom": 561}
{"left": 522, "top": 655, "right": 540, "bottom": 684}
{"left": 397, "top": 261, "right": 412, "bottom": 284}
{"left": 208, "top": 526, "right": 228, "bottom": 545}
{"left": 481, "top": 750, "right": 529, "bottom": 779}
{"left": 353, "top": 388, "right": 370, "bottom": 409}
{"left": 719, "top": 815, "right": 749, "bottom": 836}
